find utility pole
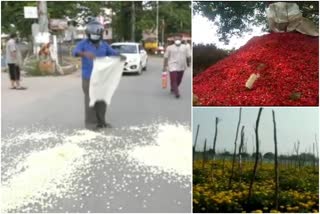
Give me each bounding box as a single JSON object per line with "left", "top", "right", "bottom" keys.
{"left": 131, "top": 1, "right": 136, "bottom": 42}
{"left": 38, "top": 1, "right": 48, "bottom": 33}
{"left": 156, "top": 1, "right": 159, "bottom": 46}
{"left": 161, "top": 19, "right": 165, "bottom": 46}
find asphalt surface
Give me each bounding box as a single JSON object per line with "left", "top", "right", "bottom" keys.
{"left": 1, "top": 56, "right": 192, "bottom": 213}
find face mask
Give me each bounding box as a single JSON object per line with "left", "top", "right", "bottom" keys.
{"left": 90, "top": 34, "right": 101, "bottom": 40}
{"left": 175, "top": 40, "right": 181, "bottom": 46}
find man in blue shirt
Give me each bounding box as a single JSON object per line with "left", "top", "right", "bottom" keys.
{"left": 73, "top": 20, "right": 119, "bottom": 129}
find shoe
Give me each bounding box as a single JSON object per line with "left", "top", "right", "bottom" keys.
{"left": 105, "top": 123, "right": 112, "bottom": 128}
{"left": 96, "top": 123, "right": 112, "bottom": 129}
{"left": 16, "top": 86, "right": 27, "bottom": 90}
{"left": 96, "top": 124, "right": 106, "bottom": 129}
{"left": 175, "top": 94, "right": 180, "bottom": 99}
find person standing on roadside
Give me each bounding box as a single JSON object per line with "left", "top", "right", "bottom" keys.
{"left": 163, "top": 34, "right": 191, "bottom": 98}
{"left": 6, "top": 33, "right": 26, "bottom": 90}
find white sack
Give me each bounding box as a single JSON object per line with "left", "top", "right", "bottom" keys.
{"left": 89, "top": 57, "right": 124, "bottom": 107}
{"left": 267, "top": 2, "right": 318, "bottom": 36}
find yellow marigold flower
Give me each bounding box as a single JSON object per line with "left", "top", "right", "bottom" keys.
{"left": 292, "top": 206, "right": 299, "bottom": 211}
{"left": 252, "top": 210, "right": 263, "bottom": 213}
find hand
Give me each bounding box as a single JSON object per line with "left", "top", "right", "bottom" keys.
{"left": 81, "top": 52, "right": 95, "bottom": 60}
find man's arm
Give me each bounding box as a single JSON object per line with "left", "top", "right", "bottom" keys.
{"left": 105, "top": 43, "right": 119, "bottom": 56}
{"left": 186, "top": 45, "right": 191, "bottom": 67}
{"left": 105, "top": 43, "right": 126, "bottom": 61}
{"left": 186, "top": 57, "right": 191, "bottom": 67}
{"left": 73, "top": 41, "right": 95, "bottom": 60}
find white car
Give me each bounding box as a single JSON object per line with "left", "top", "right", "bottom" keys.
{"left": 111, "top": 42, "right": 148, "bottom": 75}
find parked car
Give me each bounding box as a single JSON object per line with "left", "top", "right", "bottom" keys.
{"left": 111, "top": 42, "right": 148, "bottom": 75}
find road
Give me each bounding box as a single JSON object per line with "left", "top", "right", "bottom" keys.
{"left": 1, "top": 56, "right": 191, "bottom": 213}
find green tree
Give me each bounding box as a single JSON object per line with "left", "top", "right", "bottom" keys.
{"left": 1, "top": 1, "right": 103, "bottom": 38}
{"left": 263, "top": 152, "right": 275, "bottom": 160}
{"left": 1, "top": 1, "right": 37, "bottom": 38}
{"left": 194, "top": 1, "right": 319, "bottom": 44}
{"left": 2, "top": 1, "right": 191, "bottom": 42}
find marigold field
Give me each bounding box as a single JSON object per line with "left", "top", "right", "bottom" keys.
{"left": 193, "top": 160, "right": 319, "bottom": 213}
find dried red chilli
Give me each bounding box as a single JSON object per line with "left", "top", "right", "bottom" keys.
{"left": 193, "top": 32, "right": 319, "bottom": 106}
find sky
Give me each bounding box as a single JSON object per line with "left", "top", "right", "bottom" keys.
{"left": 193, "top": 108, "right": 319, "bottom": 155}
{"left": 192, "top": 14, "right": 268, "bottom": 50}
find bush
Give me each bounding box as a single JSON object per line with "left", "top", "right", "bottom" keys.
{"left": 193, "top": 44, "right": 230, "bottom": 76}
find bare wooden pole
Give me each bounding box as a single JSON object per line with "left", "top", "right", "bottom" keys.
{"left": 294, "top": 140, "right": 301, "bottom": 169}
{"left": 222, "top": 150, "right": 226, "bottom": 176}
{"left": 272, "top": 110, "right": 279, "bottom": 210}
{"left": 238, "top": 126, "right": 245, "bottom": 182}
{"left": 313, "top": 143, "right": 315, "bottom": 172}
{"left": 229, "top": 108, "right": 242, "bottom": 188}
{"left": 212, "top": 117, "right": 219, "bottom": 161}
{"left": 193, "top": 124, "right": 200, "bottom": 163}
{"left": 247, "top": 107, "right": 263, "bottom": 208}
{"left": 202, "top": 139, "right": 207, "bottom": 170}
{"left": 210, "top": 117, "right": 219, "bottom": 179}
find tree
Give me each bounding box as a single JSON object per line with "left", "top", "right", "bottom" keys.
{"left": 252, "top": 152, "right": 262, "bottom": 158}
{"left": 240, "top": 152, "right": 249, "bottom": 158}
{"left": 194, "top": 1, "right": 319, "bottom": 44}
{"left": 2, "top": 1, "right": 191, "bottom": 42}
{"left": 1, "top": 1, "right": 104, "bottom": 38}
{"left": 1, "top": 1, "right": 37, "bottom": 38}
{"left": 264, "top": 152, "right": 275, "bottom": 160}
{"left": 220, "top": 150, "right": 231, "bottom": 157}
{"left": 109, "top": 1, "right": 191, "bottom": 42}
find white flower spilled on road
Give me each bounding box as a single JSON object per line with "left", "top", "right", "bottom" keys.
{"left": 1, "top": 143, "right": 85, "bottom": 212}
{"left": 1, "top": 123, "right": 191, "bottom": 212}
{"left": 16, "top": 131, "right": 58, "bottom": 141}
{"left": 65, "top": 129, "right": 103, "bottom": 144}
{"left": 129, "top": 123, "right": 192, "bottom": 176}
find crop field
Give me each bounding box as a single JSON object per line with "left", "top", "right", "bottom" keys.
{"left": 193, "top": 107, "right": 319, "bottom": 213}
{"left": 193, "top": 159, "right": 319, "bottom": 213}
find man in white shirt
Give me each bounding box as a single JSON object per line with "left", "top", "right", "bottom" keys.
{"left": 163, "top": 34, "right": 191, "bottom": 98}
{"left": 6, "top": 33, "right": 26, "bottom": 90}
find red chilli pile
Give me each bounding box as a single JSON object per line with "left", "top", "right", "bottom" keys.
{"left": 193, "top": 33, "right": 319, "bottom": 106}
